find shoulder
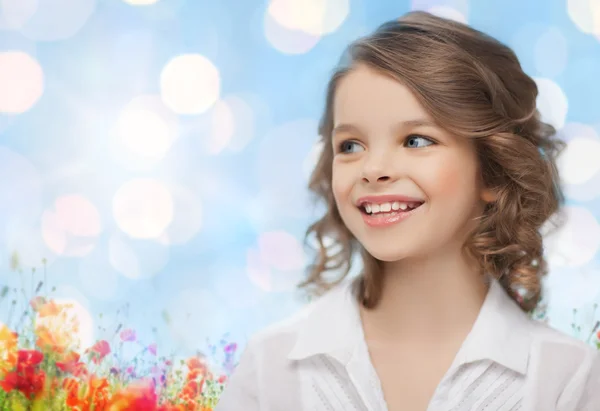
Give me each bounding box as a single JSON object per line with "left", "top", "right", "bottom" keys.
{"left": 525, "top": 318, "right": 599, "bottom": 409}
{"left": 527, "top": 318, "right": 596, "bottom": 362}
{"left": 243, "top": 303, "right": 313, "bottom": 358}
{"left": 216, "top": 289, "right": 340, "bottom": 410}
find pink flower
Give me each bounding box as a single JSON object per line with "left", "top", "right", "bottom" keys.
{"left": 86, "top": 340, "right": 111, "bottom": 364}
{"left": 120, "top": 328, "right": 136, "bottom": 342}
{"left": 148, "top": 343, "right": 157, "bottom": 356}
{"left": 224, "top": 342, "right": 237, "bottom": 354}
{"left": 29, "top": 296, "right": 47, "bottom": 311}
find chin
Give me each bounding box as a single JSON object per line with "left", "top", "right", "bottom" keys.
{"left": 362, "top": 244, "right": 411, "bottom": 262}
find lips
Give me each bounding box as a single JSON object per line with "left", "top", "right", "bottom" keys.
{"left": 354, "top": 194, "right": 425, "bottom": 227}
{"left": 356, "top": 194, "right": 426, "bottom": 207}
{"left": 356, "top": 195, "right": 425, "bottom": 215}
{"left": 359, "top": 202, "right": 423, "bottom": 227}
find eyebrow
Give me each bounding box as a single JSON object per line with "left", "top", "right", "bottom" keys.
{"left": 332, "top": 119, "right": 438, "bottom": 136}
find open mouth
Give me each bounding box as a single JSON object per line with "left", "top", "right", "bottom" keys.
{"left": 359, "top": 201, "right": 424, "bottom": 216}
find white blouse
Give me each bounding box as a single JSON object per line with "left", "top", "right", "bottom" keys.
{"left": 215, "top": 276, "right": 600, "bottom": 410}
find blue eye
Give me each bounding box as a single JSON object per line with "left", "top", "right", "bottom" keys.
{"left": 405, "top": 135, "right": 434, "bottom": 148}
{"left": 338, "top": 140, "right": 364, "bottom": 154}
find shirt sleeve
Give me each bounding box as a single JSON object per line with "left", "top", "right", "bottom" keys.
{"left": 574, "top": 350, "right": 600, "bottom": 411}
{"left": 214, "top": 337, "right": 260, "bottom": 411}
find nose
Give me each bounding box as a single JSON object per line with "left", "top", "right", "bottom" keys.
{"left": 360, "top": 149, "right": 396, "bottom": 184}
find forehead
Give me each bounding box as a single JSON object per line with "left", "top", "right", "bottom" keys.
{"left": 333, "top": 64, "right": 431, "bottom": 126}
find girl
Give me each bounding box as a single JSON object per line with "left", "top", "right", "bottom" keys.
{"left": 216, "top": 11, "right": 599, "bottom": 411}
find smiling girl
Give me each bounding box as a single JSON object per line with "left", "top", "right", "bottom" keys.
{"left": 216, "top": 11, "right": 599, "bottom": 411}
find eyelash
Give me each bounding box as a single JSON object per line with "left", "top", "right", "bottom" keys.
{"left": 336, "top": 134, "right": 436, "bottom": 154}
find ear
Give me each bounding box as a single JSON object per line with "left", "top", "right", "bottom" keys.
{"left": 480, "top": 188, "right": 497, "bottom": 203}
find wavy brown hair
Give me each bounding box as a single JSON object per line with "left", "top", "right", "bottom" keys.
{"left": 298, "top": 11, "right": 566, "bottom": 313}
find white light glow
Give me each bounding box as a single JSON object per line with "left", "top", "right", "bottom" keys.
{"left": 0, "top": 51, "right": 43, "bottom": 114}
{"left": 160, "top": 54, "right": 220, "bottom": 115}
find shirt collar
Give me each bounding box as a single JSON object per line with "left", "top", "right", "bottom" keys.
{"left": 287, "top": 279, "right": 362, "bottom": 364}
{"left": 287, "top": 274, "right": 533, "bottom": 375}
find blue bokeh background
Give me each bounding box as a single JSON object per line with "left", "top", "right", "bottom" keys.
{"left": 1, "top": 0, "right": 599, "bottom": 370}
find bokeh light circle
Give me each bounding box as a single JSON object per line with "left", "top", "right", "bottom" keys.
{"left": 264, "top": 7, "right": 321, "bottom": 54}
{"left": 426, "top": 6, "right": 467, "bottom": 23}
{"left": 78, "top": 248, "right": 120, "bottom": 301}
{"left": 123, "top": 0, "right": 160, "bottom": 5}
{"left": 567, "top": 0, "right": 600, "bottom": 37}
{"left": 18, "top": 0, "right": 96, "bottom": 42}
{"left": 302, "top": 139, "right": 324, "bottom": 181}
{"left": 5, "top": 221, "right": 57, "bottom": 270}
{"left": 225, "top": 94, "right": 269, "bottom": 152}
{"left": 109, "top": 234, "right": 170, "bottom": 279}
{"left": 258, "top": 231, "right": 305, "bottom": 271}
{"left": 257, "top": 119, "right": 318, "bottom": 219}
{"left": 534, "top": 27, "right": 569, "bottom": 78}
{"left": 35, "top": 296, "right": 95, "bottom": 352}
{"left": 411, "top": 0, "right": 469, "bottom": 17}
{"left": 207, "top": 99, "right": 234, "bottom": 155}
{"left": 534, "top": 77, "right": 568, "bottom": 130}
{"left": 188, "top": 93, "right": 271, "bottom": 155}
{"left": 117, "top": 103, "right": 172, "bottom": 160}
{"left": 160, "top": 54, "right": 220, "bottom": 115}
{"left": 558, "top": 137, "right": 600, "bottom": 185}
{"left": 111, "top": 95, "right": 179, "bottom": 171}
{"left": 0, "top": 0, "right": 37, "bottom": 30}
{"left": 267, "top": 0, "right": 349, "bottom": 37}
{"left": 157, "top": 184, "right": 203, "bottom": 246}
{"left": 113, "top": 179, "right": 174, "bottom": 239}
{"left": 544, "top": 206, "right": 600, "bottom": 268}
{"left": 247, "top": 231, "right": 306, "bottom": 293}
{"left": 0, "top": 146, "right": 42, "bottom": 236}
{"left": 41, "top": 194, "right": 102, "bottom": 257}
{"left": 559, "top": 123, "right": 600, "bottom": 201}
{"left": 0, "top": 51, "right": 43, "bottom": 114}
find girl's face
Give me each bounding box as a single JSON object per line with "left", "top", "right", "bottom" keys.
{"left": 331, "top": 64, "right": 494, "bottom": 262}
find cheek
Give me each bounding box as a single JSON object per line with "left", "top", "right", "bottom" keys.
{"left": 425, "top": 156, "right": 479, "bottom": 199}
{"left": 332, "top": 163, "right": 353, "bottom": 195}
{"left": 331, "top": 171, "right": 346, "bottom": 209}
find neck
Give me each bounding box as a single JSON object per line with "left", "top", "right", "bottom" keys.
{"left": 359, "top": 245, "right": 490, "bottom": 345}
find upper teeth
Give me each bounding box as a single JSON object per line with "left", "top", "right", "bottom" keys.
{"left": 364, "top": 202, "right": 419, "bottom": 214}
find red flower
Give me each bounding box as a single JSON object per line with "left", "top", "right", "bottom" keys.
{"left": 85, "top": 375, "right": 111, "bottom": 411}
{"left": 64, "top": 375, "right": 111, "bottom": 411}
{"left": 180, "top": 378, "right": 204, "bottom": 400}
{"left": 0, "top": 350, "right": 46, "bottom": 399}
{"left": 86, "top": 340, "right": 111, "bottom": 364}
{"left": 0, "top": 368, "right": 46, "bottom": 399}
{"left": 186, "top": 357, "right": 206, "bottom": 374}
{"left": 108, "top": 381, "right": 158, "bottom": 410}
{"left": 16, "top": 350, "right": 43, "bottom": 367}
{"left": 63, "top": 377, "right": 80, "bottom": 408}
{"left": 157, "top": 404, "right": 185, "bottom": 411}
